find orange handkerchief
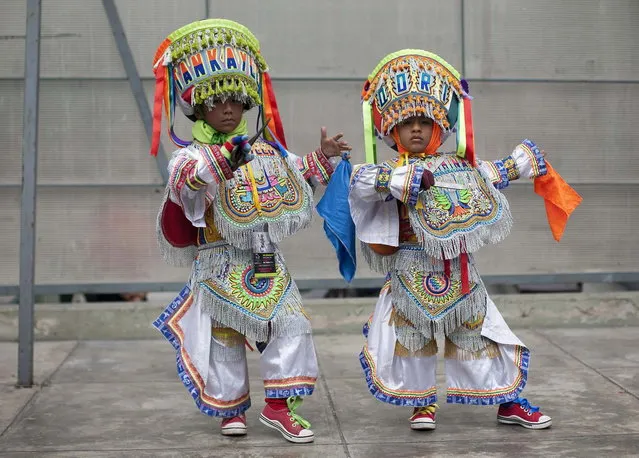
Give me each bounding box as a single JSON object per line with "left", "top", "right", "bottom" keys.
{"left": 533, "top": 161, "right": 582, "bottom": 242}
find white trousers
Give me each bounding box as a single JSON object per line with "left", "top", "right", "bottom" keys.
{"left": 361, "top": 287, "right": 529, "bottom": 407}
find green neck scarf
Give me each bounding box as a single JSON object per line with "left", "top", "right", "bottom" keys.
{"left": 192, "top": 118, "right": 248, "bottom": 145}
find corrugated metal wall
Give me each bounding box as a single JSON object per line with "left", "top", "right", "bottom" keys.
{"left": 1, "top": 0, "right": 638, "bottom": 288}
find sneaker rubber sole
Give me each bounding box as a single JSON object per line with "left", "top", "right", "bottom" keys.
{"left": 498, "top": 415, "right": 552, "bottom": 430}
{"left": 259, "top": 413, "right": 315, "bottom": 443}
{"left": 410, "top": 420, "right": 436, "bottom": 431}
{"left": 221, "top": 425, "right": 247, "bottom": 436}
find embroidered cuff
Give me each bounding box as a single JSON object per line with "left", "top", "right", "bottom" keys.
{"left": 200, "top": 144, "right": 235, "bottom": 183}
{"left": 483, "top": 160, "right": 510, "bottom": 190}
{"left": 220, "top": 141, "right": 234, "bottom": 160}
{"left": 303, "top": 149, "right": 335, "bottom": 185}
{"left": 516, "top": 139, "right": 548, "bottom": 179}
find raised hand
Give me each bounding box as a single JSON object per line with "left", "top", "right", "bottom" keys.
{"left": 320, "top": 127, "right": 352, "bottom": 158}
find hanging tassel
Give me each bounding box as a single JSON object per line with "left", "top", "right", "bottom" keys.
{"left": 168, "top": 74, "right": 191, "bottom": 148}
{"left": 362, "top": 101, "right": 377, "bottom": 164}
{"left": 163, "top": 67, "right": 171, "bottom": 119}
{"left": 261, "top": 72, "right": 288, "bottom": 148}
{"left": 460, "top": 79, "right": 476, "bottom": 166}
{"left": 460, "top": 239, "right": 470, "bottom": 295}
{"left": 444, "top": 258, "right": 451, "bottom": 278}
{"left": 150, "top": 64, "right": 166, "bottom": 156}
{"left": 460, "top": 252, "right": 470, "bottom": 295}
{"left": 455, "top": 92, "right": 466, "bottom": 158}
{"left": 456, "top": 80, "right": 476, "bottom": 167}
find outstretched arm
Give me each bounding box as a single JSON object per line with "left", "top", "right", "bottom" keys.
{"left": 478, "top": 139, "right": 547, "bottom": 189}
{"left": 293, "top": 127, "right": 352, "bottom": 187}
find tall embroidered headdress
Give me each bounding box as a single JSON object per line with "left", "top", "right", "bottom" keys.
{"left": 361, "top": 49, "right": 475, "bottom": 166}
{"left": 149, "top": 19, "right": 287, "bottom": 156}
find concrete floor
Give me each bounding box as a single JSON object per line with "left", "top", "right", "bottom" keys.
{"left": 1, "top": 326, "right": 639, "bottom": 457}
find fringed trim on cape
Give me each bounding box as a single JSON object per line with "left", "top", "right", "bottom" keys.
{"left": 446, "top": 310, "right": 492, "bottom": 353}
{"left": 390, "top": 307, "right": 433, "bottom": 352}
{"left": 210, "top": 338, "right": 246, "bottom": 362}
{"left": 361, "top": 241, "right": 397, "bottom": 274}
{"left": 210, "top": 152, "right": 315, "bottom": 250}
{"left": 408, "top": 165, "right": 514, "bottom": 259}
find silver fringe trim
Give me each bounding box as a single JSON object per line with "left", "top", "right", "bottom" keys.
{"left": 210, "top": 151, "right": 314, "bottom": 250}
{"left": 447, "top": 332, "right": 493, "bottom": 353}
{"left": 191, "top": 245, "right": 311, "bottom": 342}
{"left": 395, "top": 325, "right": 430, "bottom": 352}
{"left": 210, "top": 336, "right": 246, "bottom": 362}
{"left": 192, "top": 243, "right": 251, "bottom": 283}
{"left": 361, "top": 242, "right": 397, "bottom": 274}
{"left": 390, "top": 282, "right": 487, "bottom": 342}
{"left": 156, "top": 187, "right": 197, "bottom": 267}
{"left": 409, "top": 165, "right": 513, "bottom": 259}
{"left": 389, "top": 250, "right": 488, "bottom": 340}
{"left": 195, "top": 284, "right": 311, "bottom": 343}
{"left": 199, "top": 291, "right": 308, "bottom": 344}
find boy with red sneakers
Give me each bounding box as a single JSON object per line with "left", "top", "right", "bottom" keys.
{"left": 339, "top": 50, "right": 581, "bottom": 430}
{"left": 151, "top": 19, "right": 350, "bottom": 443}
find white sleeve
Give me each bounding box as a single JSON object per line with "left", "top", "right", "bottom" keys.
{"left": 166, "top": 144, "right": 234, "bottom": 228}
{"left": 348, "top": 164, "right": 399, "bottom": 246}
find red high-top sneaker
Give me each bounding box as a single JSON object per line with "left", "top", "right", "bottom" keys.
{"left": 220, "top": 414, "right": 247, "bottom": 436}
{"left": 498, "top": 398, "right": 552, "bottom": 429}
{"left": 409, "top": 404, "right": 438, "bottom": 430}
{"left": 259, "top": 396, "right": 314, "bottom": 443}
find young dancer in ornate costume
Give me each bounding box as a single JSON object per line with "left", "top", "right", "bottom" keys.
{"left": 150, "top": 19, "right": 350, "bottom": 443}
{"left": 330, "top": 49, "right": 581, "bottom": 430}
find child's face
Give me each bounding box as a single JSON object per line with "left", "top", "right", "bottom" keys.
{"left": 397, "top": 116, "right": 434, "bottom": 153}
{"left": 198, "top": 100, "right": 244, "bottom": 133}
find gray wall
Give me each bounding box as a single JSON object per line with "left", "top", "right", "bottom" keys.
{"left": 1, "top": 0, "right": 638, "bottom": 288}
